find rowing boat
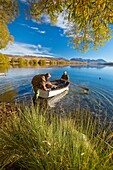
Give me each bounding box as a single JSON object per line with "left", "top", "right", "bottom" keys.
{"left": 37, "top": 80, "right": 70, "bottom": 99}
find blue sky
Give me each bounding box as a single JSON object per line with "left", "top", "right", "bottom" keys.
{"left": 0, "top": 0, "right": 113, "bottom": 62}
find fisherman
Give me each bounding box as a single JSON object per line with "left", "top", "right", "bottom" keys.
{"left": 31, "top": 73, "right": 52, "bottom": 101}
{"left": 61, "top": 71, "right": 69, "bottom": 81}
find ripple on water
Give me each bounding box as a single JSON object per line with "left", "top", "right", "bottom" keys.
{"left": 0, "top": 66, "right": 113, "bottom": 119}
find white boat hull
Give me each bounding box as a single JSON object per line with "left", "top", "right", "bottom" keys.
{"left": 47, "top": 90, "right": 68, "bottom": 107}
{"left": 38, "top": 83, "right": 69, "bottom": 99}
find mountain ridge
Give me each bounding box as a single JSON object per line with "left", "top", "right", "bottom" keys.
{"left": 70, "top": 58, "right": 106, "bottom": 63}
{"left": 4, "top": 54, "right": 107, "bottom": 63}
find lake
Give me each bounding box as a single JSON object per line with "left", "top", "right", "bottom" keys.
{"left": 0, "top": 65, "right": 113, "bottom": 118}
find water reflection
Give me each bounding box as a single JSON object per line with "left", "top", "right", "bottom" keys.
{"left": 47, "top": 90, "right": 69, "bottom": 108}
{"left": 0, "top": 64, "right": 10, "bottom": 73}
{"left": 33, "top": 90, "right": 69, "bottom": 111}
{"left": 0, "top": 66, "right": 113, "bottom": 118}
{"left": 70, "top": 65, "right": 106, "bottom": 69}
{"left": 0, "top": 90, "right": 17, "bottom": 103}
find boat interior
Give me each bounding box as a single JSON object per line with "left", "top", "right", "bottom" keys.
{"left": 47, "top": 79, "right": 69, "bottom": 91}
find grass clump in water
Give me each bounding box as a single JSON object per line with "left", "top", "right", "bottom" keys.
{"left": 0, "top": 105, "right": 113, "bottom": 170}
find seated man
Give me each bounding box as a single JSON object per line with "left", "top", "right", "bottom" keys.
{"left": 54, "top": 71, "right": 69, "bottom": 88}
{"left": 31, "top": 73, "right": 51, "bottom": 100}
{"left": 61, "top": 71, "right": 69, "bottom": 82}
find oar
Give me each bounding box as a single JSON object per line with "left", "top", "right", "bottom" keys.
{"left": 70, "top": 82, "right": 89, "bottom": 91}
{"left": 61, "top": 79, "right": 89, "bottom": 91}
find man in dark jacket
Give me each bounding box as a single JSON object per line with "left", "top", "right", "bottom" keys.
{"left": 61, "top": 71, "right": 69, "bottom": 81}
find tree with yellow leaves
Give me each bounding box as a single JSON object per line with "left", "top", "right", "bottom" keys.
{"left": 0, "top": 0, "right": 113, "bottom": 52}
{"left": 0, "top": 0, "right": 19, "bottom": 49}
{"left": 28, "top": 0, "right": 113, "bottom": 52}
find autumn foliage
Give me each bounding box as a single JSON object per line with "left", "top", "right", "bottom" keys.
{"left": 0, "top": 0, "right": 113, "bottom": 52}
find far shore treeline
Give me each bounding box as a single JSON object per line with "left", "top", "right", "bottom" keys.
{"left": 0, "top": 54, "right": 113, "bottom": 70}
{"left": 0, "top": 53, "right": 87, "bottom": 67}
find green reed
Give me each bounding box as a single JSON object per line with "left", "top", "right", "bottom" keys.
{"left": 0, "top": 105, "right": 113, "bottom": 170}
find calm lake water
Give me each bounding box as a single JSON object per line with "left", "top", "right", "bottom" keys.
{"left": 0, "top": 65, "right": 113, "bottom": 118}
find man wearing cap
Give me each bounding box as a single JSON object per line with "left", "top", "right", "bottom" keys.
{"left": 32, "top": 73, "right": 51, "bottom": 91}
{"left": 31, "top": 73, "right": 52, "bottom": 101}
{"left": 61, "top": 71, "right": 69, "bottom": 81}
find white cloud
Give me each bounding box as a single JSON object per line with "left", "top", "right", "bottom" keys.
{"left": 0, "top": 42, "right": 54, "bottom": 57}
{"left": 38, "top": 30, "right": 46, "bottom": 34}
{"left": 37, "top": 44, "right": 42, "bottom": 49}
{"left": 56, "top": 14, "right": 70, "bottom": 30}
{"left": 30, "top": 26, "right": 39, "bottom": 30}
{"left": 19, "top": 23, "right": 46, "bottom": 34}
{"left": 32, "top": 13, "right": 93, "bottom": 42}
{"left": 32, "top": 15, "right": 50, "bottom": 24}
{"left": 34, "top": 13, "right": 70, "bottom": 30}
{"left": 32, "top": 13, "right": 71, "bottom": 37}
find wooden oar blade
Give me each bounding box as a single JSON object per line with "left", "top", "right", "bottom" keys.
{"left": 78, "top": 86, "right": 89, "bottom": 91}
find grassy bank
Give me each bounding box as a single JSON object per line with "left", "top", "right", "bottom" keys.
{"left": 0, "top": 104, "right": 113, "bottom": 170}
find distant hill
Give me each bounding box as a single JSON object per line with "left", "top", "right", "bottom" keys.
{"left": 70, "top": 58, "right": 106, "bottom": 63}
{"left": 7, "top": 54, "right": 69, "bottom": 61}
{"left": 5, "top": 54, "right": 108, "bottom": 65}
{"left": 57, "top": 57, "right": 69, "bottom": 61}
{"left": 7, "top": 54, "right": 68, "bottom": 62}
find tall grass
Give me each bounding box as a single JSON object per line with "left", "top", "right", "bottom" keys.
{"left": 0, "top": 105, "right": 113, "bottom": 170}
